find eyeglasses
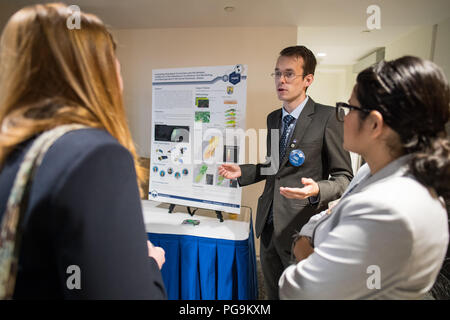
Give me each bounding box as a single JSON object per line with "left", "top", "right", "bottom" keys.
{"left": 335, "top": 102, "right": 371, "bottom": 122}
{"left": 271, "top": 71, "right": 305, "bottom": 82}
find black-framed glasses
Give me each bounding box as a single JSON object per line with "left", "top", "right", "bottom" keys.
{"left": 270, "top": 71, "right": 305, "bottom": 82}
{"left": 335, "top": 102, "right": 371, "bottom": 122}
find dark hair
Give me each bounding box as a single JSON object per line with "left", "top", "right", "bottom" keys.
{"left": 356, "top": 56, "right": 450, "bottom": 199}
{"left": 280, "top": 45, "right": 317, "bottom": 76}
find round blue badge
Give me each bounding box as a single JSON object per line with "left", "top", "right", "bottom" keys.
{"left": 289, "top": 149, "right": 305, "bottom": 167}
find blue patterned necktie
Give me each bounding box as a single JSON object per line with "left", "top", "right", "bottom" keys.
{"left": 279, "top": 114, "right": 295, "bottom": 161}
{"left": 266, "top": 114, "right": 296, "bottom": 226}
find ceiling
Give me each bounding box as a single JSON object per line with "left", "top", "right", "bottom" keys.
{"left": 0, "top": 0, "right": 449, "bottom": 65}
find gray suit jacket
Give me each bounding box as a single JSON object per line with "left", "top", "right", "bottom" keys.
{"left": 238, "top": 98, "right": 353, "bottom": 250}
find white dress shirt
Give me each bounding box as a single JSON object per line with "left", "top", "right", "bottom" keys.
{"left": 279, "top": 155, "right": 449, "bottom": 299}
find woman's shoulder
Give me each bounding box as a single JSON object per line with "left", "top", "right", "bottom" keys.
{"left": 51, "top": 127, "right": 123, "bottom": 152}
{"left": 35, "top": 128, "right": 133, "bottom": 192}
{"left": 339, "top": 173, "right": 447, "bottom": 236}
{"left": 45, "top": 127, "right": 129, "bottom": 163}
{"left": 362, "top": 174, "right": 440, "bottom": 207}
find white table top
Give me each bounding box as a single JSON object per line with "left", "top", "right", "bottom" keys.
{"left": 142, "top": 200, "right": 251, "bottom": 241}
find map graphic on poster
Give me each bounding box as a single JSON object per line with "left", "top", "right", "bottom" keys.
{"left": 149, "top": 65, "right": 247, "bottom": 214}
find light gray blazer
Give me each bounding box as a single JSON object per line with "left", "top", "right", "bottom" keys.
{"left": 279, "top": 155, "right": 449, "bottom": 300}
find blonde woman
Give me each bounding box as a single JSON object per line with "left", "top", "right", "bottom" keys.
{"left": 0, "top": 3, "right": 166, "bottom": 299}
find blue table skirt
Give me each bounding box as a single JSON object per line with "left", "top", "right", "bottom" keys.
{"left": 147, "top": 222, "right": 258, "bottom": 300}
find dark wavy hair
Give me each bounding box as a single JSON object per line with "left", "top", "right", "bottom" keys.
{"left": 356, "top": 56, "right": 450, "bottom": 199}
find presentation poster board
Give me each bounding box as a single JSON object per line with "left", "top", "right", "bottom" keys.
{"left": 149, "top": 65, "right": 247, "bottom": 214}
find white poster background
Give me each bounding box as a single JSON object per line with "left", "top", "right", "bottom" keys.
{"left": 149, "top": 65, "right": 247, "bottom": 214}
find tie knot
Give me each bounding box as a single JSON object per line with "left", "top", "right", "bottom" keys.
{"left": 283, "top": 114, "right": 295, "bottom": 126}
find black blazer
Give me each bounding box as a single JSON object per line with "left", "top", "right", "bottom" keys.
{"left": 0, "top": 128, "right": 166, "bottom": 299}
{"left": 239, "top": 98, "right": 353, "bottom": 251}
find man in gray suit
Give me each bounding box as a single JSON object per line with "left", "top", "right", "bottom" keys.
{"left": 219, "top": 45, "right": 353, "bottom": 299}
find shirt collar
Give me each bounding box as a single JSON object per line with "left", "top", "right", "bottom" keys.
{"left": 353, "top": 154, "right": 413, "bottom": 194}
{"left": 282, "top": 96, "right": 309, "bottom": 120}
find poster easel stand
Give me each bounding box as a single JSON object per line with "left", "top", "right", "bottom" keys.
{"left": 168, "top": 204, "right": 224, "bottom": 223}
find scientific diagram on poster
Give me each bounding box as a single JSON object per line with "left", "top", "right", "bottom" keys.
{"left": 148, "top": 65, "right": 247, "bottom": 214}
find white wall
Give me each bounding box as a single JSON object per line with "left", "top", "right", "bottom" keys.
{"left": 308, "top": 67, "right": 346, "bottom": 106}
{"left": 384, "top": 18, "right": 450, "bottom": 137}
{"left": 385, "top": 25, "right": 435, "bottom": 61}
{"left": 434, "top": 17, "right": 450, "bottom": 137}
{"left": 434, "top": 17, "right": 450, "bottom": 83}
{"left": 308, "top": 65, "right": 356, "bottom": 106}
{"left": 383, "top": 18, "right": 450, "bottom": 73}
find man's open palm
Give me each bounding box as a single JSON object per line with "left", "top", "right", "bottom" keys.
{"left": 218, "top": 164, "right": 242, "bottom": 179}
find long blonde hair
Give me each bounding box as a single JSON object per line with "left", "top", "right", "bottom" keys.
{"left": 0, "top": 3, "right": 147, "bottom": 196}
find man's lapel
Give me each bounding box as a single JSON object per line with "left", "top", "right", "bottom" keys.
{"left": 279, "top": 98, "right": 315, "bottom": 168}
{"left": 269, "top": 109, "right": 282, "bottom": 130}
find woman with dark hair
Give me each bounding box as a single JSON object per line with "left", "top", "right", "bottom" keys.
{"left": 279, "top": 56, "right": 449, "bottom": 299}
{"left": 0, "top": 3, "right": 166, "bottom": 299}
